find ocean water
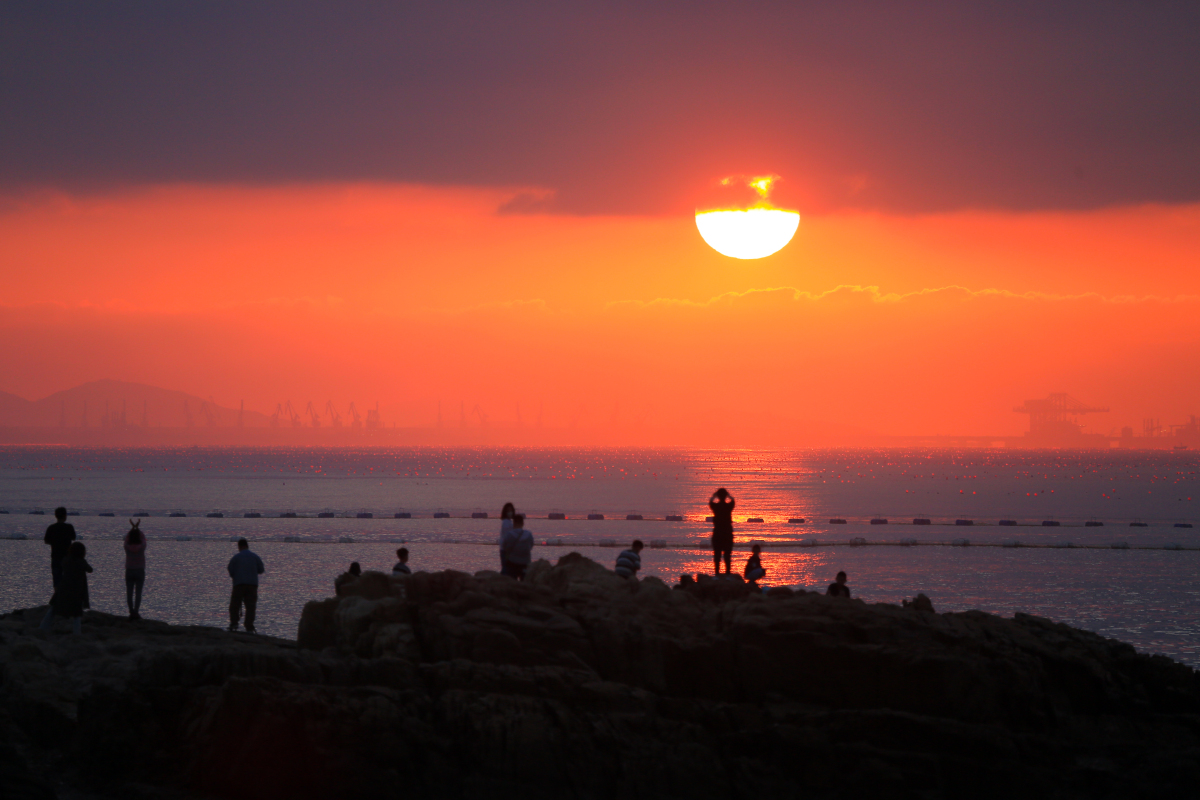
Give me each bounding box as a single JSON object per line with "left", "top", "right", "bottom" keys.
{"left": 0, "top": 446, "right": 1196, "bottom": 665}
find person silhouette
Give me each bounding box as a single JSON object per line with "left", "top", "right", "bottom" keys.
{"left": 124, "top": 519, "right": 147, "bottom": 619}
{"left": 227, "top": 538, "right": 265, "bottom": 633}
{"left": 827, "top": 571, "right": 851, "bottom": 598}
{"left": 498, "top": 502, "right": 516, "bottom": 571}
{"left": 40, "top": 541, "right": 92, "bottom": 634}
{"left": 708, "top": 488, "right": 735, "bottom": 574}
{"left": 743, "top": 543, "right": 765, "bottom": 589}
{"left": 335, "top": 561, "right": 362, "bottom": 596}
{"left": 43, "top": 506, "right": 76, "bottom": 588}
{"left": 501, "top": 514, "right": 533, "bottom": 581}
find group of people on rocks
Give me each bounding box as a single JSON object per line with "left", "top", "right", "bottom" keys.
{"left": 38, "top": 506, "right": 267, "bottom": 635}
{"left": 39, "top": 487, "right": 855, "bottom": 635}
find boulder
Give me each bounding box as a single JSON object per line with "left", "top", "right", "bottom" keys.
{"left": 0, "top": 554, "right": 1197, "bottom": 799}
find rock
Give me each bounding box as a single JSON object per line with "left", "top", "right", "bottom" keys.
{"left": 0, "top": 554, "right": 1198, "bottom": 799}
{"left": 903, "top": 593, "right": 936, "bottom": 613}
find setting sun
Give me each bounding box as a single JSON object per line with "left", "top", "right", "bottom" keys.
{"left": 695, "top": 207, "right": 801, "bottom": 259}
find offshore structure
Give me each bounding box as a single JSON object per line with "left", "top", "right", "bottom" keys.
{"left": 1013, "top": 393, "right": 1109, "bottom": 445}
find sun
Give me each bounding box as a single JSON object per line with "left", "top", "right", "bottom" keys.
{"left": 695, "top": 175, "right": 800, "bottom": 259}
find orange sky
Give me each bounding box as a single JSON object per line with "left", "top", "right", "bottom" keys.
{"left": 2, "top": 183, "right": 1199, "bottom": 443}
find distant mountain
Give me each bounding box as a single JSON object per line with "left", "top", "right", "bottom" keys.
{"left": 0, "top": 390, "right": 33, "bottom": 423}
{"left": 0, "top": 380, "right": 272, "bottom": 428}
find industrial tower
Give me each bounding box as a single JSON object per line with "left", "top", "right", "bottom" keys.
{"left": 1013, "top": 393, "right": 1108, "bottom": 439}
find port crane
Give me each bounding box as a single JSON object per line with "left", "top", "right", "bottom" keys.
{"left": 283, "top": 401, "right": 302, "bottom": 427}
{"left": 1013, "top": 393, "right": 1108, "bottom": 438}
{"left": 305, "top": 401, "right": 321, "bottom": 427}
{"left": 470, "top": 404, "right": 488, "bottom": 427}
{"left": 325, "top": 401, "right": 343, "bottom": 427}
{"left": 348, "top": 402, "right": 363, "bottom": 430}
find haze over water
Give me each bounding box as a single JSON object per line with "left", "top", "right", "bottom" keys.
{"left": 1, "top": 446, "right": 1196, "bottom": 665}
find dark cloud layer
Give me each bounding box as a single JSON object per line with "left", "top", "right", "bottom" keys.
{"left": 3, "top": 1, "right": 1199, "bottom": 214}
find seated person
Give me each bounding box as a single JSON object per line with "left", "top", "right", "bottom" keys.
{"left": 826, "top": 570, "right": 851, "bottom": 598}
{"left": 335, "top": 561, "right": 362, "bottom": 595}
{"left": 392, "top": 547, "right": 411, "bottom": 575}
{"left": 743, "top": 543, "right": 766, "bottom": 588}
{"left": 501, "top": 514, "right": 534, "bottom": 581}
{"left": 614, "top": 540, "right": 644, "bottom": 579}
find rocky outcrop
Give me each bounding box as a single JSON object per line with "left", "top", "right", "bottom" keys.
{"left": 1, "top": 552, "right": 1198, "bottom": 799}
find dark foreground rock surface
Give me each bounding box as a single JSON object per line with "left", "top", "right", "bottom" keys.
{"left": 2, "top": 553, "right": 1199, "bottom": 799}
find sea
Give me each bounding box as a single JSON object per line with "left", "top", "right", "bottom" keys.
{"left": 1, "top": 446, "right": 1197, "bottom": 665}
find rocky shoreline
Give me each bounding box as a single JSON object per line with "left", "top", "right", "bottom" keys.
{"left": 2, "top": 553, "right": 1198, "bottom": 799}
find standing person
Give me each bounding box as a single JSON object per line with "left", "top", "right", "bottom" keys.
{"left": 43, "top": 506, "right": 76, "bottom": 588}
{"left": 227, "top": 538, "right": 265, "bottom": 633}
{"left": 501, "top": 514, "right": 534, "bottom": 581}
{"left": 124, "top": 519, "right": 147, "bottom": 620}
{"left": 708, "top": 488, "right": 736, "bottom": 575}
{"left": 498, "top": 502, "right": 516, "bottom": 572}
{"left": 40, "top": 541, "right": 92, "bottom": 634}
{"left": 392, "top": 547, "right": 411, "bottom": 575}
{"left": 744, "top": 543, "right": 766, "bottom": 590}
{"left": 614, "top": 540, "right": 644, "bottom": 579}
{"left": 826, "top": 571, "right": 851, "bottom": 598}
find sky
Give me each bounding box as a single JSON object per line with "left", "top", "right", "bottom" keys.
{"left": 2, "top": 2, "right": 1199, "bottom": 443}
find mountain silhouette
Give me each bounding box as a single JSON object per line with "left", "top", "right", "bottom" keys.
{"left": 0, "top": 380, "right": 270, "bottom": 428}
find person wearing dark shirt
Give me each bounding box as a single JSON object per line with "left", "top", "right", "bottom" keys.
{"left": 392, "top": 547, "right": 412, "bottom": 575}
{"left": 827, "top": 571, "right": 851, "bottom": 598}
{"left": 708, "top": 488, "right": 735, "bottom": 575}
{"left": 43, "top": 506, "right": 76, "bottom": 588}
{"left": 40, "top": 541, "right": 92, "bottom": 634}
{"left": 335, "top": 562, "right": 362, "bottom": 596}
{"left": 227, "top": 538, "right": 265, "bottom": 633}
{"left": 744, "top": 543, "right": 766, "bottom": 589}
{"left": 614, "top": 540, "right": 644, "bottom": 579}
